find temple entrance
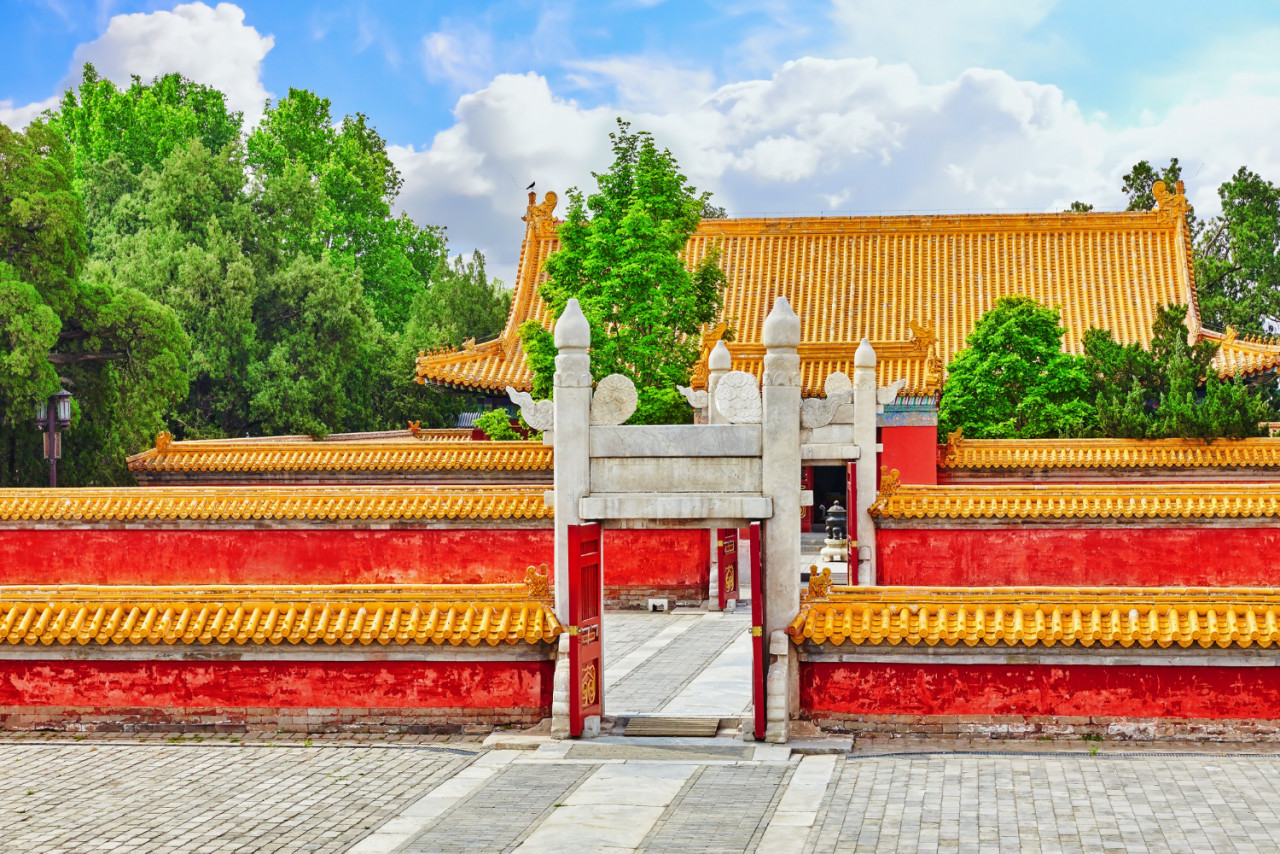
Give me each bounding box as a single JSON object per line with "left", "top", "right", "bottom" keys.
{"left": 569, "top": 523, "right": 764, "bottom": 738}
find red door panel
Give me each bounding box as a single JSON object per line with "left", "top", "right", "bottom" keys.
{"left": 716, "top": 528, "right": 739, "bottom": 610}
{"left": 568, "top": 523, "right": 603, "bottom": 737}
{"left": 749, "top": 521, "right": 766, "bottom": 740}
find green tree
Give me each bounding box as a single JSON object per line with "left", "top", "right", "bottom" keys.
{"left": 406, "top": 251, "right": 511, "bottom": 350}
{"left": 938, "top": 297, "right": 1096, "bottom": 439}
{"left": 247, "top": 89, "right": 445, "bottom": 332}
{"left": 1195, "top": 167, "right": 1280, "bottom": 334}
{"left": 0, "top": 118, "right": 188, "bottom": 485}
{"left": 1086, "top": 304, "right": 1273, "bottom": 439}
{"left": 521, "top": 119, "right": 728, "bottom": 423}
{"left": 1065, "top": 201, "right": 1094, "bottom": 213}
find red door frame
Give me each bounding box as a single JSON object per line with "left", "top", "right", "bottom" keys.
{"left": 716, "top": 528, "right": 740, "bottom": 610}
{"left": 749, "top": 521, "right": 766, "bottom": 740}
{"left": 568, "top": 523, "right": 603, "bottom": 737}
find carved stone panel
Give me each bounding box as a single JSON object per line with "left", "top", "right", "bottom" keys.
{"left": 714, "top": 371, "right": 763, "bottom": 424}
{"left": 506, "top": 387, "right": 554, "bottom": 431}
{"left": 590, "top": 374, "right": 639, "bottom": 426}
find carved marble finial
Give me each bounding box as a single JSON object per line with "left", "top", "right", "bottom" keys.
{"left": 678, "top": 385, "right": 708, "bottom": 410}
{"left": 525, "top": 564, "right": 550, "bottom": 598}
{"left": 876, "top": 378, "right": 907, "bottom": 406}
{"left": 854, "top": 337, "right": 876, "bottom": 369}
{"left": 801, "top": 373, "right": 853, "bottom": 428}
{"left": 554, "top": 299, "right": 590, "bottom": 350}
{"left": 714, "top": 370, "right": 762, "bottom": 424}
{"left": 708, "top": 339, "right": 732, "bottom": 372}
{"left": 506, "top": 386, "right": 554, "bottom": 431}
{"left": 762, "top": 296, "right": 801, "bottom": 349}
{"left": 590, "top": 374, "right": 638, "bottom": 425}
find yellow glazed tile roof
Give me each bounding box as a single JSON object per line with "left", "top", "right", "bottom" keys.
{"left": 127, "top": 434, "right": 552, "bottom": 474}
{"left": 416, "top": 185, "right": 1278, "bottom": 395}
{"left": 0, "top": 486, "right": 551, "bottom": 523}
{"left": 788, "top": 587, "right": 1280, "bottom": 649}
{"left": 869, "top": 483, "right": 1280, "bottom": 520}
{"left": 0, "top": 577, "right": 561, "bottom": 647}
{"left": 938, "top": 435, "right": 1280, "bottom": 470}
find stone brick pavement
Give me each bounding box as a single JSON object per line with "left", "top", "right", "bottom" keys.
{"left": 9, "top": 739, "right": 1280, "bottom": 852}
{"left": 605, "top": 611, "right": 750, "bottom": 715}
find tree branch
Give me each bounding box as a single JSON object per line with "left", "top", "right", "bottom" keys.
{"left": 47, "top": 352, "right": 125, "bottom": 365}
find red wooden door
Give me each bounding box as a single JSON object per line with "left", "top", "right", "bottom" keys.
{"left": 568, "top": 522, "right": 603, "bottom": 737}
{"left": 716, "top": 528, "right": 739, "bottom": 610}
{"left": 800, "top": 466, "right": 814, "bottom": 532}
{"left": 749, "top": 521, "right": 766, "bottom": 740}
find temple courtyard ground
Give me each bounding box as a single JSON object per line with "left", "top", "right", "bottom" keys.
{"left": 6, "top": 612, "right": 1280, "bottom": 852}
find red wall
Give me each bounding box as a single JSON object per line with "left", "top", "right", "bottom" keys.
{"left": 0, "top": 527, "right": 706, "bottom": 590}
{"left": 0, "top": 660, "right": 552, "bottom": 709}
{"left": 880, "top": 426, "right": 937, "bottom": 486}
{"left": 878, "top": 526, "right": 1280, "bottom": 587}
{"left": 802, "top": 661, "right": 1280, "bottom": 720}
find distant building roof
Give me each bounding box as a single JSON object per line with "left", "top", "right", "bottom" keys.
{"left": 414, "top": 182, "right": 1280, "bottom": 397}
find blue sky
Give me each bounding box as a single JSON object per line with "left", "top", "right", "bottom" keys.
{"left": 4, "top": 1, "right": 1280, "bottom": 283}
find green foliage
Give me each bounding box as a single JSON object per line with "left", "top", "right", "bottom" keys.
{"left": 475, "top": 408, "right": 521, "bottom": 441}
{"left": 522, "top": 119, "right": 727, "bottom": 423}
{"left": 1065, "top": 201, "right": 1094, "bottom": 213}
{"left": 1195, "top": 167, "right": 1280, "bottom": 335}
{"left": 0, "top": 118, "right": 188, "bottom": 485}
{"left": 1086, "top": 305, "right": 1272, "bottom": 439}
{"left": 406, "top": 252, "right": 511, "bottom": 350}
{"left": 938, "top": 297, "right": 1096, "bottom": 439}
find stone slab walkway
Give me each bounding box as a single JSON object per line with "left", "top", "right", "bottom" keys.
{"left": 9, "top": 739, "right": 1280, "bottom": 852}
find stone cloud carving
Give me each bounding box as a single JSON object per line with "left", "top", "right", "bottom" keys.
{"left": 590, "top": 374, "right": 639, "bottom": 425}
{"left": 714, "top": 371, "right": 763, "bottom": 424}
{"left": 506, "top": 387, "right": 554, "bottom": 432}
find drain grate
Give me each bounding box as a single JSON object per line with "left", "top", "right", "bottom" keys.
{"left": 624, "top": 716, "right": 722, "bottom": 737}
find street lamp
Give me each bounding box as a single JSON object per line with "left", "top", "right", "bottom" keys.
{"left": 34, "top": 389, "right": 73, "bottom": 487}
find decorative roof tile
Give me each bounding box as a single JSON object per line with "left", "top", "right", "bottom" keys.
{"left": 938, "top": 435, "right": 1280, "bottom": 470}
{"left": 789, "top": 587, "right": 1280, "bottom": 649}
{"left": 127, "top": 438, "right": 552, "bottom": 475}
{"left": 0, "top": 486, "right": 551, "bottom": 523}
{"left": 869, "top": 483, "right": 1280, "bottom": 520}
{"left": 0, "top": 577, "right": 560, "bottom": 647}
{"left": 417, "top": 188, "right": 1279, "bottom": 394}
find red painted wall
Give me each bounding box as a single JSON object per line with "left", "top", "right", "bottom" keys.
{"left": 802, "top": 661, "right": 1280, "bottom": 720}
{"left": 880, "top": 426, "right": 938, "bottom": 486}
{"left": 0, "top": 660, "right": 552, "bottom": 709}
{"left": 0, "top": 528, "right": 706, "bottom": 589}
{"left": 878, "top": 526, "right": 1280, "bottom": 587}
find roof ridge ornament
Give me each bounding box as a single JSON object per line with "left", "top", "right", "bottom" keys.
{"left": 1153, "top": 179, "right": 1189, "bottom": 225}
{"left": 523, "top": 190, "right": 559, "bottom": 237}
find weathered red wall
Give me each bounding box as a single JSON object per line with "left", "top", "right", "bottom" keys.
{"left": 0, "top": 660, "right": 552, "bottom": 709}
{"left": 878, "top": 526, "right": 1280, "bottom": 587}
{"left": 802, "top": 661, "right": 1280, "bottom": 720}
{"left": 880, "top": 426, "right": 938, "bottom": 486}
{"left": 0, "top": 528, "right": 707, "bottom": 590}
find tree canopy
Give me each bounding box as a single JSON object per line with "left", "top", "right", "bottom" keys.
{"left": 0, "top": 65, "right": 512, "bottom": 485}
{"left": 939, "top": 297, "right": 1276, "bottom": 440}
{"left": 521, "top": 120, "right": 727, "bottom": 424}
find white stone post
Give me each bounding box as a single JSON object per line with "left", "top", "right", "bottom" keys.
{"left": 550, "top": 299, "right": 592, "bottom": 738}
{"left": 760, "top": 296, "right": 802, "bottom": 743}
{"left": 853, "top": 338, "right": 878, "bottom": 586}
{"left": 706, "top": 340, "right": 732, "bottom": 425}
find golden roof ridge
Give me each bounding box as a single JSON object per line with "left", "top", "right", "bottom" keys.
{"left": 938, "top": 435, "right": 1280, "bottom": 470}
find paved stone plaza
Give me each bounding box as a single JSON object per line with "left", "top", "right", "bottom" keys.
{"left": 6, "top": 738, "right": 1280, "bottom": 852}
{"left": 6, "top": 612, "right": 1280, "bottom": 853}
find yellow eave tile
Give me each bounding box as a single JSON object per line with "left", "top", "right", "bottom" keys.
{"left": 0, "top": 577, "right": 561, "bottom": 647}
{"left": 790, "top": 586, "right": 1280, "bottom": 649}
{"left": 0, "top": 486, "right": 552, "bottom": 523}
{"left": 870, "top": 483, "right": 1280, "bottom": 520}
{"left": 939, "top": 436, "right": 1280, "bottom": 470}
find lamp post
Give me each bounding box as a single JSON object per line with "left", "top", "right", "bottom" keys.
{"left": 34, "top": 389, "right": 73, "bottom": 487}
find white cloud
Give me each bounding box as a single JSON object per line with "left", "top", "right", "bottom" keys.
{"left": 828, "top": 0, "right": 1061, "bottom": 81}
{"left": 71, "top": 2, "right": 273, "bottom": 122}
{"left": 422, "top": 25, "right": 495, "bottom": 90}
{"left": 391, "top": 53, "right": 1280, "bottom": 287}
{"left": 0, "top": 95, "right": 62, "bottom": 130}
